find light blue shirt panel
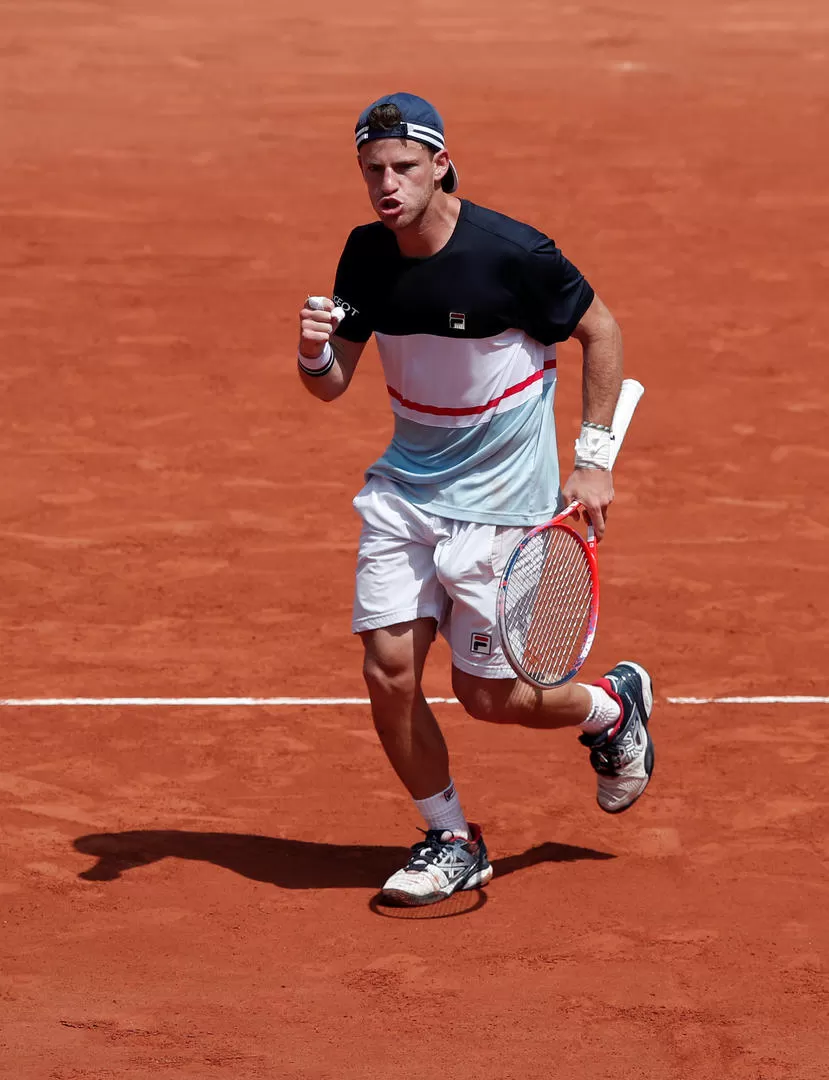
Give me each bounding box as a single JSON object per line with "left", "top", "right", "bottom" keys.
{"left": 366, "top": 381, "right": 560, "bottom": 526}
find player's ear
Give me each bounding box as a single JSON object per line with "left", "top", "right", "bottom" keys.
{"left": 433, "top": 148, "right": 450, "bottom": 187}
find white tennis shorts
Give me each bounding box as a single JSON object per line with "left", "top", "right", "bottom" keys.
{"left": 351, "top": 476, "right": 530, "bottom": 679}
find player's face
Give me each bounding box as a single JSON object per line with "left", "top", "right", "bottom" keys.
{"left": 358, "top": 139, "right": 448, "bottom": 230}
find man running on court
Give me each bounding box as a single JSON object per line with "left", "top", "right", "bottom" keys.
{"left": 296, "top": 92, "right": 654, "bottom": 906}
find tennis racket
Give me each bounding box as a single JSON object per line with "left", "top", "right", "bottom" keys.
{"left": 497, "top": 378, "right": 644, "bottom": 689}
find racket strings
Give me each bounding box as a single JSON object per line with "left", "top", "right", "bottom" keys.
{"left": 503, "top": 527, "right": 594, "bottom": 685}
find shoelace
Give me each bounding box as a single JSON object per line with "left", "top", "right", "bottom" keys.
{"left": 405, "top": 830, "right": 461, "bottom": 871}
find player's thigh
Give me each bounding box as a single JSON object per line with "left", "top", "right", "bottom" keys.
{"left": 352, "top": 478, "right": 449, "bottom": 635}
{"left": 436, "top": 521, "right": 529, "bottom": 679}
{"left": 450, "top": 665, "right": 523, "bottom": 722}
{"left": 360, "top": 617, "right": 439, "bottom": 689}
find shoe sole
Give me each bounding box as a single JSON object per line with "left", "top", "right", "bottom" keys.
{"left": 381, "top": 864, "right": 494, "bottom": 907}
{"left": 600, "top": 660, "right": 655, "bottom": 815}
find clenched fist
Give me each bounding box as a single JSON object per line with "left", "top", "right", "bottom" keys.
{"left": 299, "top": 296, "right": 344, "bottom": 362}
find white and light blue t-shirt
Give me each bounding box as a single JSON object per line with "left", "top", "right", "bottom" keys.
{"left": 333, "top": 200, "right": 594, "bottom": 526}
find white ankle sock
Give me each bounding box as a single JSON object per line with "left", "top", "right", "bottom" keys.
{"left": 579, "top": 684, "right": 622, "bottom": 735}
{"left": 414, "top": 780, "right": 468, "bottom": 837}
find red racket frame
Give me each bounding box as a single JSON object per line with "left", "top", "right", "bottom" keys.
{"left": 496, "top": 500, "right": 599, "bottom": 688}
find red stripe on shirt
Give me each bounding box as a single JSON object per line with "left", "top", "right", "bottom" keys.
{"left": 386, "top": 359, "right": 556, "bottom": 418}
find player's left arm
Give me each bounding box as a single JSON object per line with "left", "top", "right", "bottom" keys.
{"left": 561, "top": 293, "right": 624, "bottom": 540}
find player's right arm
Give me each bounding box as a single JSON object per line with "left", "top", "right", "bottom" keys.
{"left": 297, "top": 297, "right": 365, "bottom": 402}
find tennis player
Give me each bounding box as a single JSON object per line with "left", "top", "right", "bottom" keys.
{"left": 297, "top": 93, "right": 654, "bottom": 906}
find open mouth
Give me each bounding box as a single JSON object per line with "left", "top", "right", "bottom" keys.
{"left": 378, "top": 197, "right": 402, "bottom": 212}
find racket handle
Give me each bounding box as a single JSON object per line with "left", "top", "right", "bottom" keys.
{"left": 608, "top": 378, "right": 645, "bottom": 470}
{"left": 307, "top": 295, "right": 345, "bottom": 329}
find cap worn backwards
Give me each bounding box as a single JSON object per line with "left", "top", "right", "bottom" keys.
{"left": 355, "top": 92, "right": 459, "bottom": 194}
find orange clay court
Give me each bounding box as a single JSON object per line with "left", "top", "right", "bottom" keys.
{"left": 0, "top": 1, "right": 827, "bottom": 1077}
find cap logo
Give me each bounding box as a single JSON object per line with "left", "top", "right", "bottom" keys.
{"left": 449, "top": 312, "right": 466, "bottom": 331}
{"left": 355, "top": 121, "right": 445, "bottom": 152}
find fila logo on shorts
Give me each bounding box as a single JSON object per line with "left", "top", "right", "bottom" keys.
{"left": 449, "top": 312, "right": 466, "bottom": 331}
{"left": 470, "top": 632, "right": 492, "bottom": 655}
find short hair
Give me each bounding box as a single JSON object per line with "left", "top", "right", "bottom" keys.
{"left": 365, "top": 103, "right": 437, "bottom": 156}
{"left": 366, "top": 103, "right": 404, "bottom": 131}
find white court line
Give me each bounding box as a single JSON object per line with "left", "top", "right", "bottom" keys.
{"left": 0, "top": 697, "right": 456, "bottom": 707}
{"left": 0, "top": 696, "right": 827, "bottom": 707}
{"left": 668, "top": 696, "right": 829, "bottom": 705}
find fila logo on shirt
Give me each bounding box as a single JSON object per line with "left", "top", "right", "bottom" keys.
{"left": 470, "top": 632, "right": 492, "bottom": 655}
{"left": 449, "top": 312, "right": 466, "bottom": 331}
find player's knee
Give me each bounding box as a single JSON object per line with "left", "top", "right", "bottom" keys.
{"left": 362, "top": 652, "right": 418, "bottom": 704}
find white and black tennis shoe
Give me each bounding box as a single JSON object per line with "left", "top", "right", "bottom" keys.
{"left": 580, "top": 661, "right": 654, "bottom": 814}
{"left": 381, "top": 824, "right": 493, "bottom": 906}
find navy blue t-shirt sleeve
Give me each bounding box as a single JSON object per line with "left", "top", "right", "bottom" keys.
{"left": 517, "top": 237, "right": 595, "bottom": 345}
{"left": 332, "top": 229, "right": 374, "bottom": 343}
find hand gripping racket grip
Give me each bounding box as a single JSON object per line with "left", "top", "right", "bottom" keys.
{"left": 307, "top": 295, "right": 345, "bottom": 330}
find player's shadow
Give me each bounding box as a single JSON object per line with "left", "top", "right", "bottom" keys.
{"left": 72, "top": 830, "right": 614, "bottom": 888}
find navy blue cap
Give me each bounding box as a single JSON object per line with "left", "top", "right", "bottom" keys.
{"left": 355, "top": 92, "right": 459, "bottom": 194}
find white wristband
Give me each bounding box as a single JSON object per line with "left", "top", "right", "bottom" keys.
{"left": 574, "top": 423, "right": 615, "bottom": 470}
{"left": 298, "top": 341, "right": 334, "bottom": 377}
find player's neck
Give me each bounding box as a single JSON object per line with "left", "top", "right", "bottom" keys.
{"left": 395, "top": 194, "right": 461, "bottom": 259}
